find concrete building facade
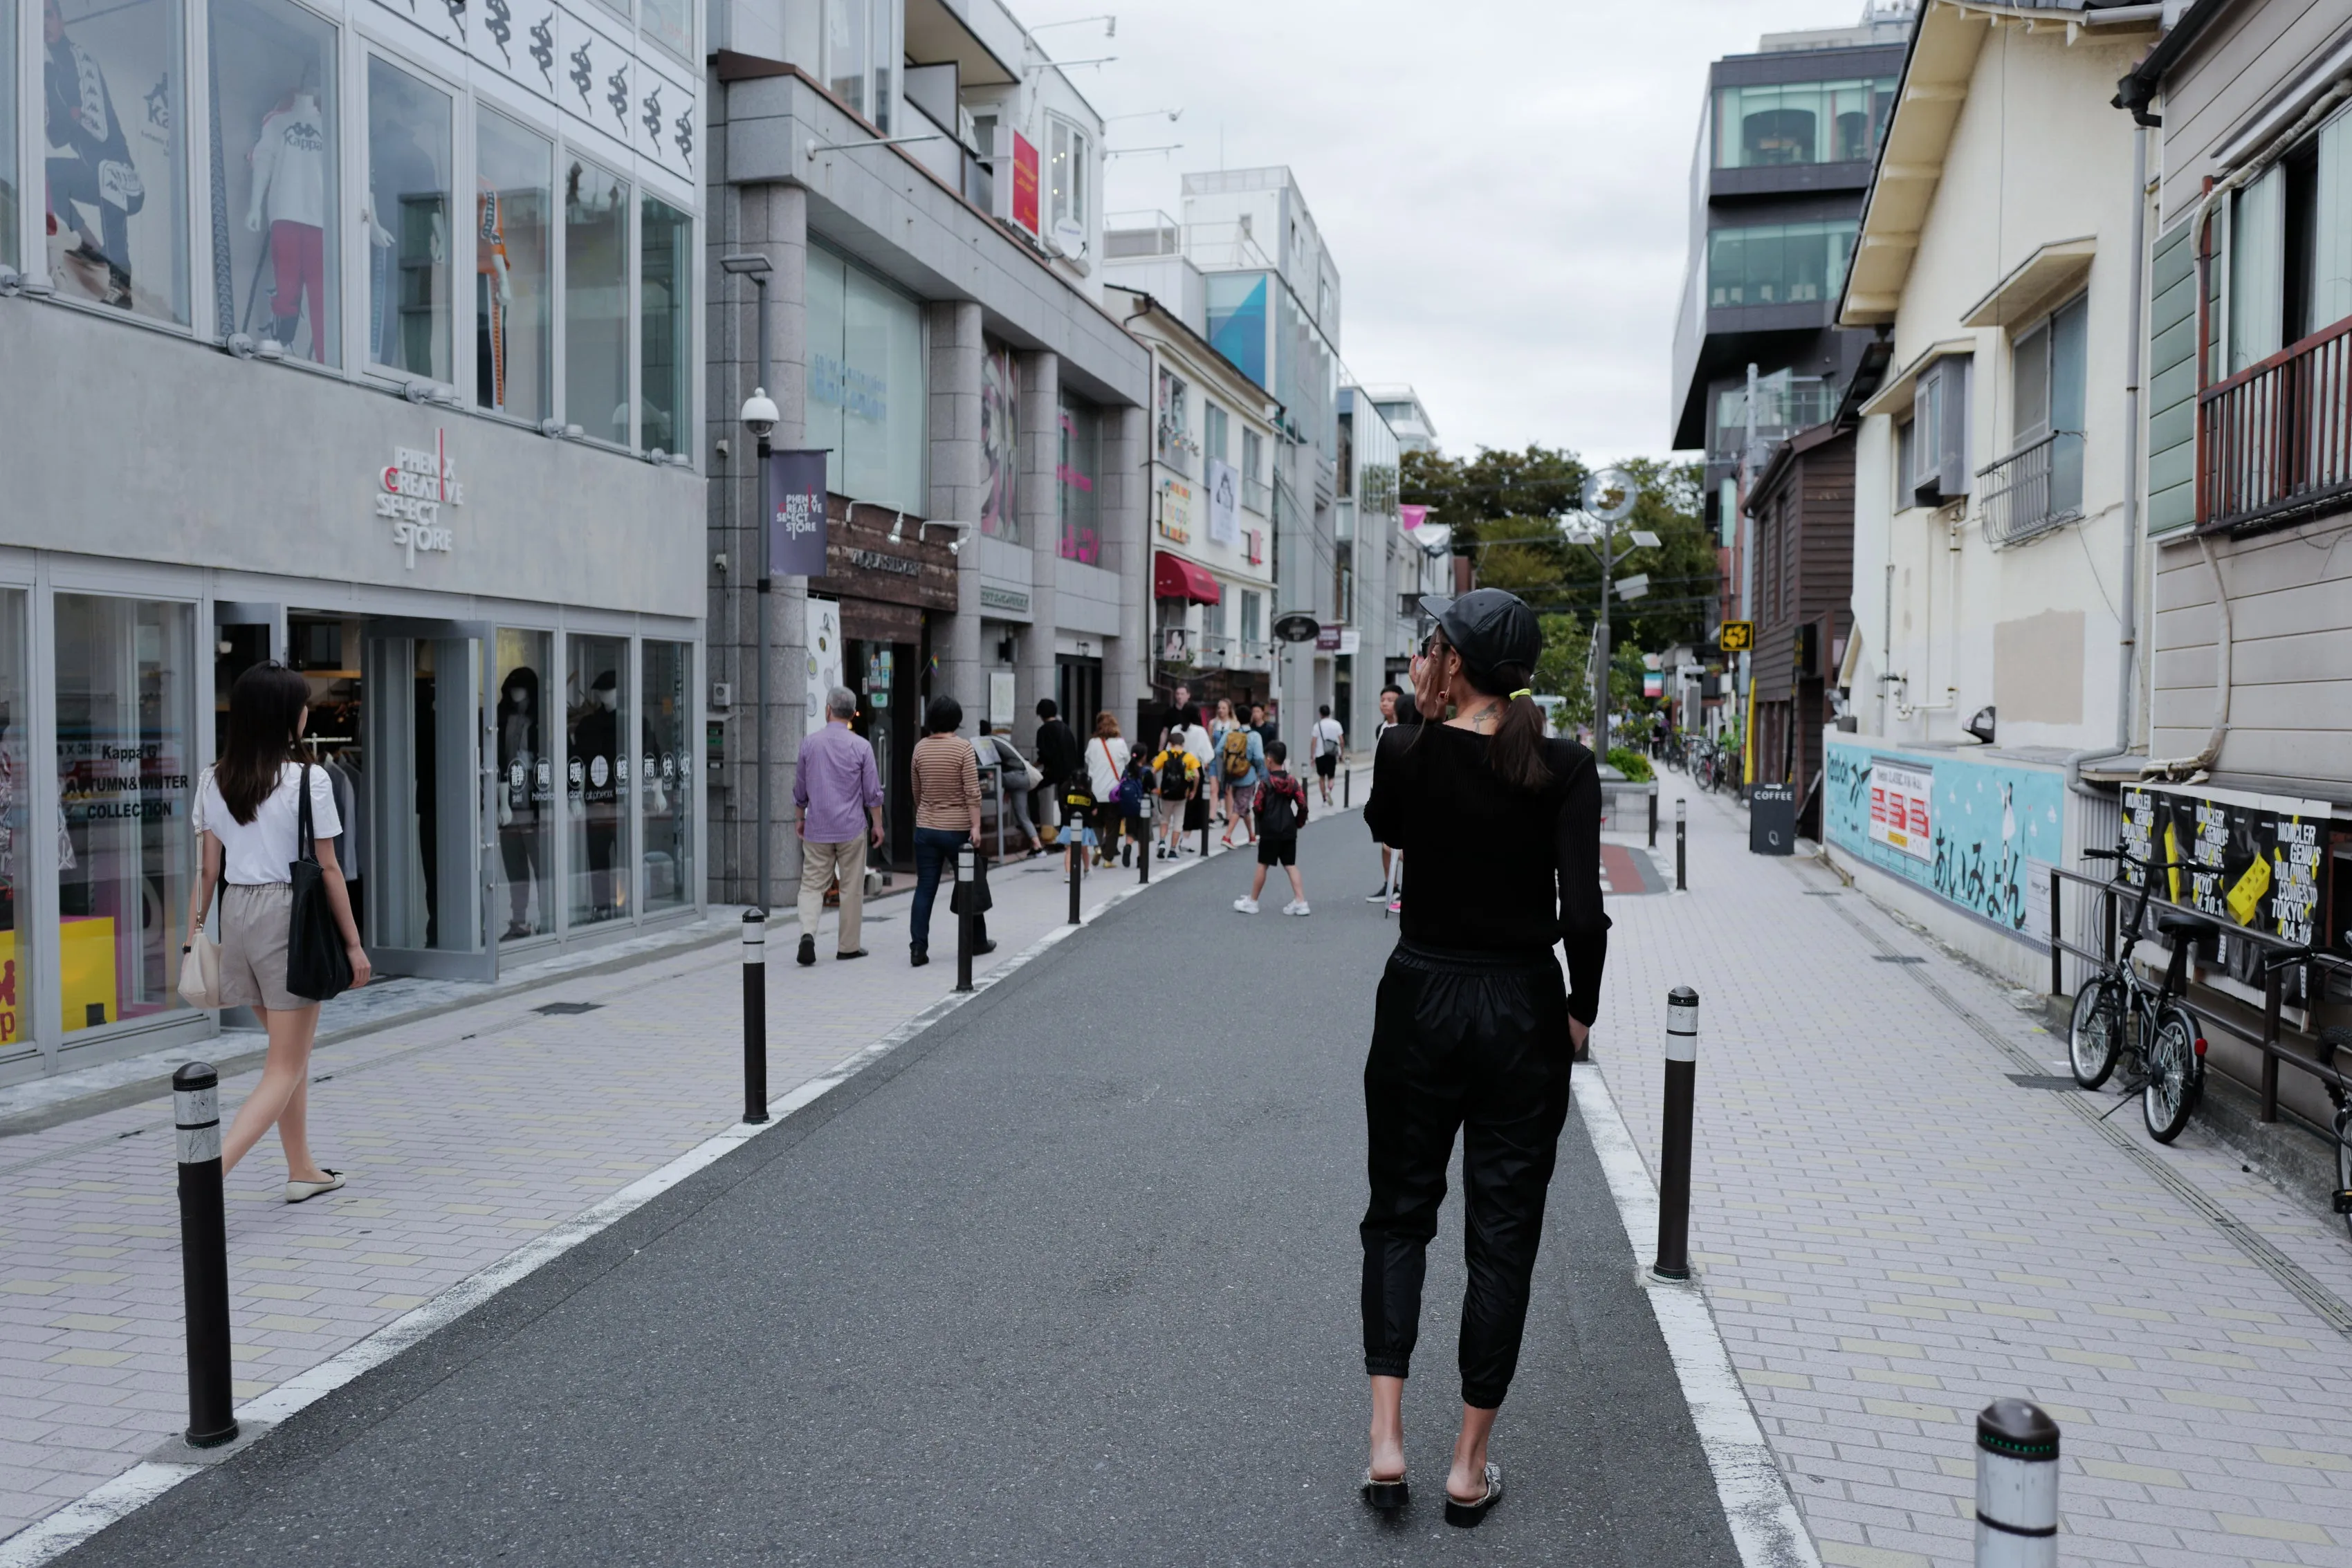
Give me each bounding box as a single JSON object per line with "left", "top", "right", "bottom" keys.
{"left": 703, "top": 0, "right": 1150, "bottom": 896}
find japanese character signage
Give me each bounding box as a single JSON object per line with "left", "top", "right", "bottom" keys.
{"left": 1824, "top": 737, "right": 2066, "bottom": 946}
{"left": 2120, "top": 783, "right": 2329, "bottom": 946}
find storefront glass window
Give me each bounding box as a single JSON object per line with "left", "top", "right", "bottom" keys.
{"left": 367, "top": 57, "right": 452, "bottom": 382}
{"left": 827, "top": 0, "right": 870, "bottom": 119}
{"left": 44, "top": 0, "right": 189, "bottom": 323}
{"left": 565, "top": 635, "right": 630, "bottom": 926}
{"left": 564, "top": 158, "right": 630, "bottom": 446}
{"left": 1058, "top": 397, "right": 1101, "bottom": 563}
{"left": 1706, "top": 219, "right": 1857, "bottom": 308}
{"left": 495, "top": 629, "right": 553, "bottom": 941}
{"left": 640, "top": 194, "right": 691, "bottom": 456}
{"left": 0, "top": 592, "right": 28, "bottom": 1058}
{"left": 1, "top": 1, "right": 18, "bottom": 274}
{"left": 643, "top": 0, "right": 692, "bottom": 63}
{"left": 1714, "top": 77, "right": 1895, "bottom": 169}
{"left": 476, "top": 109, "right": 552, "bottom": 421}
{"left": 640, "top": 640, "right": 691, "bottom": 910}
{"left": 209, "top": 0, "right": 336, "bottom": 363}
{"left": 54, "top": 595, "right": 194, "bottom": 1035}
{"left": 806, "top": 243, "right": 925, "bottom": 513}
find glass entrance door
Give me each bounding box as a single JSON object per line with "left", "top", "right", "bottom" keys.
{"left": 361, "top": 620, "right": 495, "bottom": 980}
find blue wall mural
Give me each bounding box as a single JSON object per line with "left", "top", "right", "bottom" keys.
{"left": 1823, "top": 737, "right": 2068, "bottom": 944}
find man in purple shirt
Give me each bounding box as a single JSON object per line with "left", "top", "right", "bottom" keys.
{"left": 793, "top": 686, "right": 885, "bottom": 965}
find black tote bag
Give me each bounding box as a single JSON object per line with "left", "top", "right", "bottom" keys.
{"left": 948, "top": 845, "right": 993, "bottom": 916}
{"left": 285, "top": 764, "right": 353, "bottom": 1002}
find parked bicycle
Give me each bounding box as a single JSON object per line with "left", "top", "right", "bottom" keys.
{"left": 2067, "top": 844, "right": 2209, "bottom": 1143}
{"left": 2319, "top": 1028, "right": 2352, "bottom": 1242}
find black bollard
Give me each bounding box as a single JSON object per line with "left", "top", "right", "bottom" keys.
{"left": 742, "top": 910, "right": 769, "bottom": 1123}
{"left": 1652, "top": 986, "right": 1699, "bottom": 1280}
{"left": 955, "top": 845, "right": 976, "bottom": 993}
{"left": 1675, "top": 799, "right": 1688, "bottom": 892}
{"left": 1139, "top": 795, "right": 1154, "bottom": 885}
{"left": 1648, "top": 788, "right": 1658, "bottom": 849}
{"left": 1343, "top": 765, "right": 1351, "bottom": 809}
{"left": 174, "top": 1062, "right": 238, "bottom": 1448}
{"left": 1068, "top": 829, "right": 1083, "bottom": 925}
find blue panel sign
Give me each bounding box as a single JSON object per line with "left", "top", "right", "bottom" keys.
{"left": 1823, "top": 736, "right": 2067, "bottom": 944}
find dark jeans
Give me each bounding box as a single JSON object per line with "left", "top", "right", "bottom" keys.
{"left": 1360, "top": 940, "right": 1573, "bottom": 1410}
{"left": 909, "top": 827, "right": 985, "bottom": 953}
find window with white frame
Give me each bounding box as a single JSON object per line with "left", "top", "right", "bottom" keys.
{"left": 827, "top": 0, "right": 892, "bottom": 131}
{"left": 1204, "top": 402, "right": 1229, "bottom": 465}
{"left": 1049, "top": 116, "right": 1089, "bottom": 234}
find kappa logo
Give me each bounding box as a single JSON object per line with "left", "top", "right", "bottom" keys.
{"left": 484, "top": 0, "right": 512, "bottom": 65}
{"left": 568, "top": 41, "right": 593, "bottom": 109}
{"left": 527, "top": 15, "right": 555, "bottom": 87}
{"left": 641, "top": 84, "right": 662, "bottom": 147}
{"left": 672, "top": 106, "right": 695, "bottom": 166}
{"left": 605, "top": 64, "right": 629, "bottom": 129}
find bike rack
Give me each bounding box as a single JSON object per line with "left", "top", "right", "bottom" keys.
{"left": 2048, "top": 864, "right": 2352, "bottom": 1123}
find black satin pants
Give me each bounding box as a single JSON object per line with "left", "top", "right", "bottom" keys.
{"left": 1360, "top": 940, "right": 1574, "bottom": 1410}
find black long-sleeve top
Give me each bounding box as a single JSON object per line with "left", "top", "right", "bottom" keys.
{"left": 1363, "top": 723, "right": 1611, "bottom": 1024}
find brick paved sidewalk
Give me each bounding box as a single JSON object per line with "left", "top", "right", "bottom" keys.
{"left": 0, "top": 792, "right": 1321, "bottom": 1549}
{"left": 1595, "top": 776, "right": 2352, "bottom": 1568}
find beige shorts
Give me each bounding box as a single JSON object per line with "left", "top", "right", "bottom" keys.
{"left": 219, "top": 883, "right": 306, "bottom": 1011}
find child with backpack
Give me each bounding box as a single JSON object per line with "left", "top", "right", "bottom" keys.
{"left": 1150, "top": 740, "right": 1200, "bottom": 859}
{"left": 1218, "top": 718, "right": 1266, "bottom": 849}
{"left": 1233, "top": 741, "right": 1310, "bottom": 916}
{"left": 1117, "top": 748, "right": 1154, "bottom": 867}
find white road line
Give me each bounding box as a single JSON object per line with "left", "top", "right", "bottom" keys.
{"left": 0, "top": 876, "right": 1145, "bottom": 1567}
{"left": 1574, "top": 1064, "right": 1823, "bottom": 1568}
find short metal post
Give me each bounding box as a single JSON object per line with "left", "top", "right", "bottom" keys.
{"left": 1652, "top": 986, "right": 1698, "bottom": 1282}
{"left": 1647, "top": 787, "right": 1657, "bottom": 848}
{"left": 1343, "top": 764, "right": 1352, "bottom": 808}
{"left": 741, "top": 910, "right": 768, "bottom": 1123}
{"left": 1139, "top": 794, "right": 1153, "bottom": 885}
{"left": 2048, "top": 866, "right": 2064, "bottom": 998}
{"left": 955, "top": 846, "right": 975, "bottom": 993}
{"left": 2260, "top": 964, "right": 2281, "bottom": 1123}
{"left": 1200, "top": 809, "right": 1210, "bottom": 858}
{"left": 1675, "top": 798, "right": 1688, "bottom": 892}
{"left": 174, "top": 1063, "right": 238, "bottom": 1449}
{"left": 1974, "top": 1399, "right": 2059, "bottom": 1568}
{"left": 1068, "top": 829, "right": 1083, "bottom": 926}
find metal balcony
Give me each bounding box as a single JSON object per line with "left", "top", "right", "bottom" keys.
{"left": 2198, "top": 314, "right": 2352, "bottom": 533}
{"left": 1977, "top": 429, "right": 2082, "bottom": 548}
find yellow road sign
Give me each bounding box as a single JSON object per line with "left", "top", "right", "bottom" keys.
{"left": 1719, "top": 620, "right": 1754, "bottom": 653}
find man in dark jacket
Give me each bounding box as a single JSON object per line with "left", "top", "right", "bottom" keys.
{"left": 1033, "top": 699, "right": 1083, "bottom": 845}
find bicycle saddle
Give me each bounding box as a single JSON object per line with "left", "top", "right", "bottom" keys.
{"left": 2156, "top": 912, "right": 2219, "bottom": 938}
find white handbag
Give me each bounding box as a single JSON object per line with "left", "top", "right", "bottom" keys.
{"left": 178, "top": 882, "right": 224, "bottom": 1008}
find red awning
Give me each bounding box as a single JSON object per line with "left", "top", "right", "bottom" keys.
{"left": 1153, "top": 551, "right": 1222, "bottom": 605}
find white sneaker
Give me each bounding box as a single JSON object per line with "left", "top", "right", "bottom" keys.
{"left": 1233, "top": 896, "right": 1260, "bottom": 914}
{"left": 1284, "top": 900, "right": 1310, "bottom": 916}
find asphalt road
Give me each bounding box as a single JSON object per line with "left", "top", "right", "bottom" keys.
{"left": 66, "top": 813, "right": 1739, "bottom": 1567}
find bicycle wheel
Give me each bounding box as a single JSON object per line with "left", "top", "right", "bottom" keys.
{"left": 2068, "top": 979, "right": 2122, "bottom": 1089}
{"left": 2142, "top": 1003, "right": 2203, "bottom": 1144}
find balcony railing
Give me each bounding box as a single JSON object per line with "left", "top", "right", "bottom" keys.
{"left": 2198, "top": 313, "right": 2352, "bottom": 533}
{"left": 1977, "top": 429, "right": 2083, "bottom": 548}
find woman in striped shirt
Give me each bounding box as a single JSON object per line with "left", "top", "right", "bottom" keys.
{"left": 907, "top": 695, "right": 991, "bottom": 967}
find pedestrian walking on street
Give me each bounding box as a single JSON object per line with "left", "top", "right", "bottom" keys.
{"left": 1220, "top": 714, "right": 1266, "bottom": 850}
{"left": 1033, "top": 698, "right": 1083, "bottom": 847}
{"left": 1179, "top": 713, "right": 1215, "bottom": 849}
{"left": 1159, "top": 681, "right": 1195, "bottom": 751}
{"left": 1249, "top": 701, "right": 1278, "bottom": 750}
{"left": 1368, "top": 685, "right": 1406, "bottom": 902}
{"left": 1311, "top": 704, "right": 1345, "bottom": 806}
{"left": 1232, "top": 741, "right": 1309, "bottom": 914}
{"left": 976, "top": 721, "right": 1042, "bottom": 853}
{"left": 186, "top": 663, "right": 371, "bottom": 1199}
{"left": 1083, "top": 712, "right": 1131, "bottom": 869}
{"left": 792, "top": 686, "right": 883, "bottom": 965}
{"left": 1207, "top": 697, "right": 1240, "bottom": 825}
{"left": 907, "top": 695, "right": 992, "bottom": 968}
{"left": 1150, "top": 736, "right": 1200, "bottom": 858}
{"left": 1355, "top": 589, "right": 1609, "bottom": 1528}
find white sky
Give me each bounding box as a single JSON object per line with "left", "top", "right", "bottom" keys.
{"left": 1036, "top": 0, "right": 1877, "bottom": 465}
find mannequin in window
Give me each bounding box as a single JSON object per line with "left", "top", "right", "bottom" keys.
{"left": 496, "top": 667, "right": 542, "bottom": 939}
{"left": 43, "top": 0, "right": 141, "bottom": 309}
{"left": 248, "top": 77, "right": 329, "bottom": 360}
{"left": 574, "top": 670, "right": 621, "bottom": 919}
{"left": 477, "top": 175, "right": 513, "bottom": 408}
{"left": 367, "top": 116, "right": 445, "bottom": 371}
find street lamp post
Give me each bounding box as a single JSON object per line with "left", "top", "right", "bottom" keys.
{"left": 722, "top": 254, "right": 778, "bottom": 911}
{"left": 1574, "top": 468, "right": 1658, "bottom": 764}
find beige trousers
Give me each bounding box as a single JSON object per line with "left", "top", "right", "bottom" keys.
{"left": 797, "top": 838, "right": 867, "bottom": 954}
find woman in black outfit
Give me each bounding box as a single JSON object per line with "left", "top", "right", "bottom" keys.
{"left": 1357, "top": 588, "right": 1610, "bottom": 1528}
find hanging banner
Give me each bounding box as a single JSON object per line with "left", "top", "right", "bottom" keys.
{"left": 769, "top": 450, "right": 829, "bottom": 578}
{"left": 1012, "top": 133, "right": 1040, "bottom": 235}
{"left": 1399, "top": 504, "right": 1428, "bottom": 531}
{"left": 1206, "top": 457, "right": 1240, "bottom": 546}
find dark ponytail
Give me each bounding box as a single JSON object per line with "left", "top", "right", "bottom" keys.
{"left": 1475, "top": 661, "right": 1552, "bottom": 794}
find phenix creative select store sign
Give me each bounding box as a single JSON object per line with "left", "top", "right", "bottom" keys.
{"left": 376, "top": 432, "right": 464, "bottom": 567}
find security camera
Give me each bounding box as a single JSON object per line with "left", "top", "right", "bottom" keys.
{"left": 739, "top": 386, "right": 780, "bottom": 441}
{"left": 225, "top": 333, "right": 257, "bottom": 360}
{"left": 404, "top": 377, "right": 434, "bottom": 404}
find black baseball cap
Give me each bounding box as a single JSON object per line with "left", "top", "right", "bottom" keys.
{"left": 1419, "top": 589, "right": 1541, "bottom": 692}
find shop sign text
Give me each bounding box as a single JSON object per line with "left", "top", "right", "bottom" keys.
{"left": 377, "top": 431, "right": 463, "bottom": 569}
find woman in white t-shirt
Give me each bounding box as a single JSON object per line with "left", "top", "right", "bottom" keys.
{"left": 184, "top": 664, "right": 371, "bottom": 1202}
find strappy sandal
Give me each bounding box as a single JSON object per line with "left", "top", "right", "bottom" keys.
{"left": 1359, "top": 1469, "right": 1408, "bottom": 1513}
{"left": 1444, "top": 1461, "right": 1503, "bottom": 1529}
